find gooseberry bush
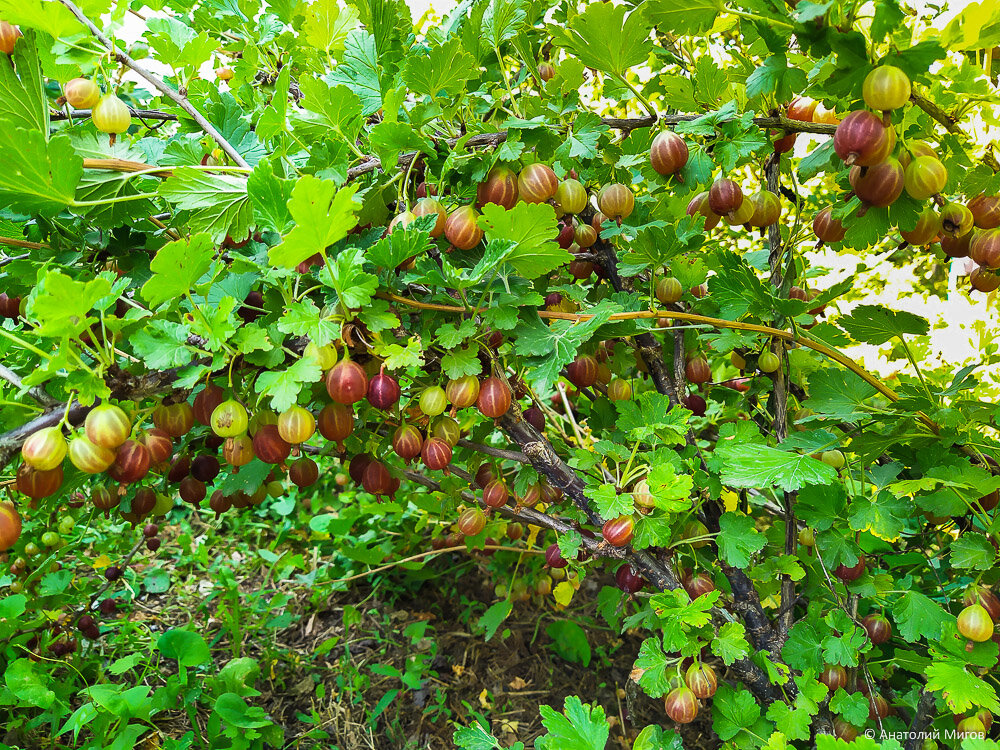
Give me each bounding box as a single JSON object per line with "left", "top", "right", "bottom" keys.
{"left": 1, "top": 0, "right": 1000, "bottom": 747}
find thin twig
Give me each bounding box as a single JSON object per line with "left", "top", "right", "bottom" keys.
{"left": 50, "top": 107, "right": 178, "bottom": 123}
{"left": 455, "top": 438, "right": 528, "bottom": 464}
{"left": 910, "top": 92, "right": 1000, "bottom": 172}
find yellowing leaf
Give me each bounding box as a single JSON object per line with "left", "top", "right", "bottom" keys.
{"left": 553, "top": 581, "right": 575, "bottom": 607}
{"left": 722, "top": 489, "right": 740, "bottom": 512}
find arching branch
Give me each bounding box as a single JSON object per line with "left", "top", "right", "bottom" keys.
{"left": 495, "top": 407, "right": 783, "bottom": 705}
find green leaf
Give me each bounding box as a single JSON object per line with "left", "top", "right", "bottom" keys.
{"left": 511, "top": 301, "right": 618, "bottom": 392}
{"left": 211, "top": 657, "right": 262, "bottom": 698}
{"left": 925, "top": 660, "right": 1000, "bottom": 714}
{"left": 951, "top": 533, "right": 996, "bottom": 571}
{"left": 4, "top": 659, "right": 54, "bottom": 708}
{"left": 159, "top": 168, "right": 253, "bottom": 244}
{"left": 798, "top": 140, "right": 835, "bottom": 180}
{"left": 328, "top": 31, "right": 382, "bottom": 115}
{"left": 765, "top": 700, "right": 811, "bottom": 742}
{"left": 141, "top": 234, "right": 215, "bottom": 308}
{"left": 255, "top": 357, "right": 323, "bottom": 412}
{"left": 0, "top": 32, "right": 46, "bottom": 133}
{"left": 892, "top": 591, "right": 953, "bottom": 643}
{"left": 821, "top": 621, "right": 867, "bottom": 667}
{"left": 234, "top": 325, "right": 271, "bottom": 356}
{"left": 75, "top": 163, "right": 158, "bottom": 230}
{"left": 277, "top": 299, "right": 341, "bottom": 346}
{"left": 367, "top": 220, "right": 434, "bottom": 269}
{"left": 401, "top": 37, "right": 474, "bottom": 97}
{"left": 0, "top": 2, "right": 83, "bottom": 38}
{"left": 130, "top": 319, "right": 196, "bottom": 368}
{"left": 621, "top": 220, "right": 704, "bottom": 272}
{"left": 617, "top": 392, "right": 690, "bottom": 445}
{"left": 536, "top": 695, "right": 608, "bottom": 750}
{"left": 358, "top": 298, "right": 399, "bottom": 333}
{"left": 590, "top": 483, "right": 634, "bottom": 520}
{"left": 746, "top": 55, "right": 807, "bottom": 102}
{"left": 374, "top": 338, "right": 425, "bottom": 370}
{"left": 454, "top": 720, "right": 508, "bottom": 750}
{"left": 302, "top": 0, "right": 358, "bottom": 54}
{"left": 830, "top": 689, "right": 870, "bottom": 726}
{"left": 717, "top": 513, "right": 765, "bottom": 567}
{"left": 324, "top": 245, "right": 379, "bottom": 309}
{"left": 203, "top": 93, "right": 267, "bottom": 166}
{"left": 0, "top": 593, "right": 26, "bottom": 620}
{"left": 107, "top": 653, "right": 145, "bottom": 676}
{"left": 482, "top": 0, "right": 527, "bottom": 50}
{"left": 545, "top": 621, "right": 592, "bottom": 667}
{"left": 715, "top": 441, "right": 837, "bottom": 492}
{"left": 156, "top": 629, "right": 211, "bottom": 668}
{"left": 256, "top": 68, "right": 292, "bottom": 142}
{"left": 479, "top": 202, "right": 573, "bottom": 279}
{"left": 712, "top": 124, "right": 769, "bottom": 172}
{"left": 633, "top": 637, "right": 671, "bottom": 698}
{"left": 478, "top": 599, "right": 512, "bottom": 641}
{"left": 436, "top": 319, "right": 478, "bottom": 349}
{"left": 941, "top": 7, "right": 997, "bottom": 51}
{"left": 213, "top": 692, "right": 274, "bottom": 728}
{"left": 560, "top": 2, "right": 652, "bottom": 76}
{"left": 712, "top": 622, "right": 751, "bottom": 666}
{"left": 644, "top": 0, "right": 722, "bottom": 34}
{"left": 782, "top": 620, "right": 827, "bottom": 671}
{"left": 0, "top": 131, "right": 81, "bottom": 215}
{"left": 554, "top": 112, "right": 607, "bottom": 165}
{"left": 805, "top": 368, "right": 878, "bottom": 422}
{"left": 650, "top": 588, "right": 718, "bottom": 650}
{"left": 440, "top": 345, "right": 482, "bottom": 378}
{"left": 708, "top": 250, "right": 776, "bottom": 320}
{"left": 632, "top": 726, "right": 681, "bottom": 750}
{"left": 596, "top": 586, "right": 623, "bottom": 631}
{"left": 37, "top": 569, "right": 72, "bottom": 597}
{"left": 631, "top": 513, "right": 674, "bottom": 553}
{"left": 295, "top": 77, "right": 364, "bottom": 144}
{"left": 643, "top": 462, "right": 695, "bottom": 511}
{"left": 267, "top": 177, "right": 360, "bottom": 269}
{"left": 147, "top": 16, "right": 217, "bottom": 70}
{"left": 31, "top": 270, "right": 112, "bottom": 338}
{"left": 839, "top": 304, "right": 930, "bottom": 345}
{"left": 711, "top": 684, "right": 761, "bottom": 742}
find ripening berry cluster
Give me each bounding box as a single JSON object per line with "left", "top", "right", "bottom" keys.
{"left": 389, "top": 163, "right": 639, "bottom": 283}
{"left": 791, "top": 65, "right": 1000, "bottom": 293}
{"left": 62, "top": 76, "right": 131, "bottom": 137}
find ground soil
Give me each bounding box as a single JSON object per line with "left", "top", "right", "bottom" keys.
{"left": 144, "top": 552, "right": 717, "bottom": 749}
